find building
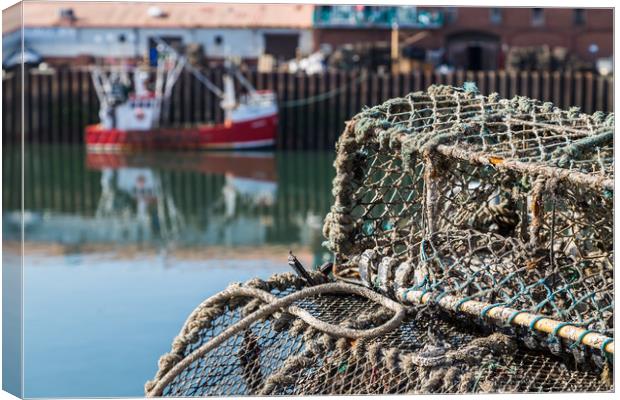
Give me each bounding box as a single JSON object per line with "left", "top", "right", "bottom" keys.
{"left": 313, "top": 6, "right": 613, "bottom": 71}
{"left": 2, "top": 2, "right": 314, "bottom": 67}
{"left": 3, "top": 4, "right": 613, "bottom": 72}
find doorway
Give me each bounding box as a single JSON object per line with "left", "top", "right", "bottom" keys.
{"left": 445, "top": 31, "right": 500, "bottom": 71}
{"left": 264, "top": 33, "right": 300, "bottom": 62}
{"left": 467, "top": 45, "right": 483, "bottom": 71}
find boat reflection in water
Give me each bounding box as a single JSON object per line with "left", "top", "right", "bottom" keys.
{"left": 4, "top": 147, "right": 333, "bottom": 268}
{"left": 87, "top": 151, "right": 279, "bottom": 251}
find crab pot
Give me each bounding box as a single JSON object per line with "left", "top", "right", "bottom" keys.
{"left": 323, "top": 85, "right": 613, "bottom": 357}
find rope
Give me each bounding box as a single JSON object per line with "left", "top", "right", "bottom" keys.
{"left": 147, "top": 270, "right": 612, "bottom": 396}
{"left": 279, "top": 71, "right": 368, "bottom": 108}
{"left": 146, "top": 281, "right": 406, "bottom": 396}
{"left": 399, "top": 287, "right": 614, "bottom": 356}
{"left": 260, "top": 329, "right": 516, "bottom": 395}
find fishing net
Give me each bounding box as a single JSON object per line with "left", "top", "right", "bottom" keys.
{"left": 146, "top": 85, "right": 614, "bottom": 396}
{"left": 145, "top": 273, "right": 611, "bottom": 396}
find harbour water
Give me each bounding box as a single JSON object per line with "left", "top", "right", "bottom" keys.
{"left": 3, "top": 144, "right": 335, "bottom": 397}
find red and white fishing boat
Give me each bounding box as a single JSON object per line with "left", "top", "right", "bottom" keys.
{"left": 86, "top": 39, "right": 278, "bottom": 152}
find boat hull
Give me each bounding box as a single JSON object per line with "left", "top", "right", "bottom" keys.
{"left": 86, "top": 151, "right": 277, "bottom": 182}
{"left": 85, "top": 113, "right": 278, "bottom": 151}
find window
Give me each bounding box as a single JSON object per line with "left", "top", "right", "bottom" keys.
{"left": 148, "top": 36, "right": 182, "bottom": 67}
{"left": 214, "top": 35, "right": 223, "bottom": 46}
{"left": 264, "top": 33, "right": 299, "bottom": 61}
{"left": 574, "top": 9, "right": 585, "bottom": 26}
{"left": 531, "top": 8, "right": 544, "bottom": 27}
{"left": 490, "top": 8, "right": 502, "bottom": 24}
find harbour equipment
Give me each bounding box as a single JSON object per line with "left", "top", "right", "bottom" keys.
{"left": 146, "top": 85, "right": 613, "bottom": 395}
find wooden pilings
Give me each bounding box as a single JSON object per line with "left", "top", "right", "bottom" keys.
{"left": 2, "top": 67, "right": 615, "bottom": 149}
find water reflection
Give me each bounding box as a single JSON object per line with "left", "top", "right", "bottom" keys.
{"left": 91, "top": 153, "right": 281, "bottom": 253}
{"left": 3, "top": 144, "right": 336, "bottom": 397}
{"left": 4, "top": 146, "right": 335, "bottom": 265}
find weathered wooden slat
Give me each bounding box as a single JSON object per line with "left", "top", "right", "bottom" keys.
{"left": 321, "top": 71, "right": 332, "bottom": 149}
{"left": 563, "top": 72, "right": 572, "bottom": 109}
{"left": 541, "top": 71, "right": 550, "bottom": 103}
{"left": 574, "top": 72, "right": 583, "bottom": 111}
{"left": 25, "top": 69, "right": 33, "bottom": 141}
{"left": 584, "top": 72, "right": 594, "bottom": 114}
{"left": 552, "top": 71, "right": 562, "bottom": 107}
{"left": 606, "top": 75, "right": 613, "bottom": 112}
{"left": 8, "top": 67, "right": 615, "bottom": 150}
{"left": 509, "top": 70, "right": 518, "bottom": 98}
{"left": 476, "top": 71, "right": 486, "bottom": 95}
{"left": 286, "top": 72, "right": 295, "bottom": 149}
{"left": 413, "top": 69, "right": 422, "bottom": 91}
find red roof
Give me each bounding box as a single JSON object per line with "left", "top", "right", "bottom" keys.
{"left": 3, "top": 3, "right": 22, "bottom": 34}
{"left": 15, "top": 2, "right": 314, "bottom": 31}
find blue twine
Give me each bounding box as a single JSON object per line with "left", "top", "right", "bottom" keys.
{"left": 548, "top": 322, "right": 572, "bottom": 345}
{"left": 416, "top": 276, "right": 428, "bottom": 289}
{"left": 480, "top": 304, "right": 497, "bottom": 319}
{"left": 418, "top": 289, "right": 429, "bottom": 304}
{"left": 551, "top": 322, "right": 572, "bottom": 337}
{"left": 403, "top": 276, "right": 428, "bottom": 300}
{"left": 419, "top": 239, "right": 428, "bottom": 262}
{"left": 529, "top": 315, "right": 545, "bottom": 331}
{"left": 433, "top": 291, "right": 450, "bottom": 304}
{"left": 507, "top": 310, "right": 523, "bottom": 325}
{"left": 454, "top": 297, "right": 469, "bottom": 312}
{"left": 570, "top": 330, "right": 594, "bottom": 350}
{"left": 600, "top": 338, "right": 614, "bottom": 355}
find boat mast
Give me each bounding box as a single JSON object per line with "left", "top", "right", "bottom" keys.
{"left": 231, "top": 68, "right": 257, "bottom": 97}
{"left": 91, "top": 66, "right": 119, "bottom": 129}
{"left": 221, "top": 74, "right": 236, "bottom": 124}
{"left": 162, "top": 51, "right": 186, "bottom": 100}
{"left": 156, "top": 48, "right": 186, "bottom": 125}
{"left": 152, "top": 37, "right": 225, "bottom": 99}
{"left": 153, "top": 37, "right": 265, "bottom": 124}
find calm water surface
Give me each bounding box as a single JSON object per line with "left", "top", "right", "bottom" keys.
{"left": 3, "top": 144, "right": 335, "bottom": 397}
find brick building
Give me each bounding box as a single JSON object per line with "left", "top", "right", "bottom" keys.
{"left": 313, "top": 6, "right": 613, "bottom": 71}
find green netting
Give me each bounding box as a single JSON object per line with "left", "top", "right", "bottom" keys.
{"left": 147, "top": 85, "right": 613, "bottom": 396}
{"left": 146, "top": 273, "right": 611, "bottom": 396}
{"left": 323, "top": 84, "right": 613, "bottom": 345}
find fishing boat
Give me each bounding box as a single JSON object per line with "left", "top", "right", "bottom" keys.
{"left": 85, "top": 39, "right": 278, "bottom": 152}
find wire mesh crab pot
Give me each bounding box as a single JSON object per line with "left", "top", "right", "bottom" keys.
{"left": 146, "top": 85, "right": 614, "bottom": 396}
